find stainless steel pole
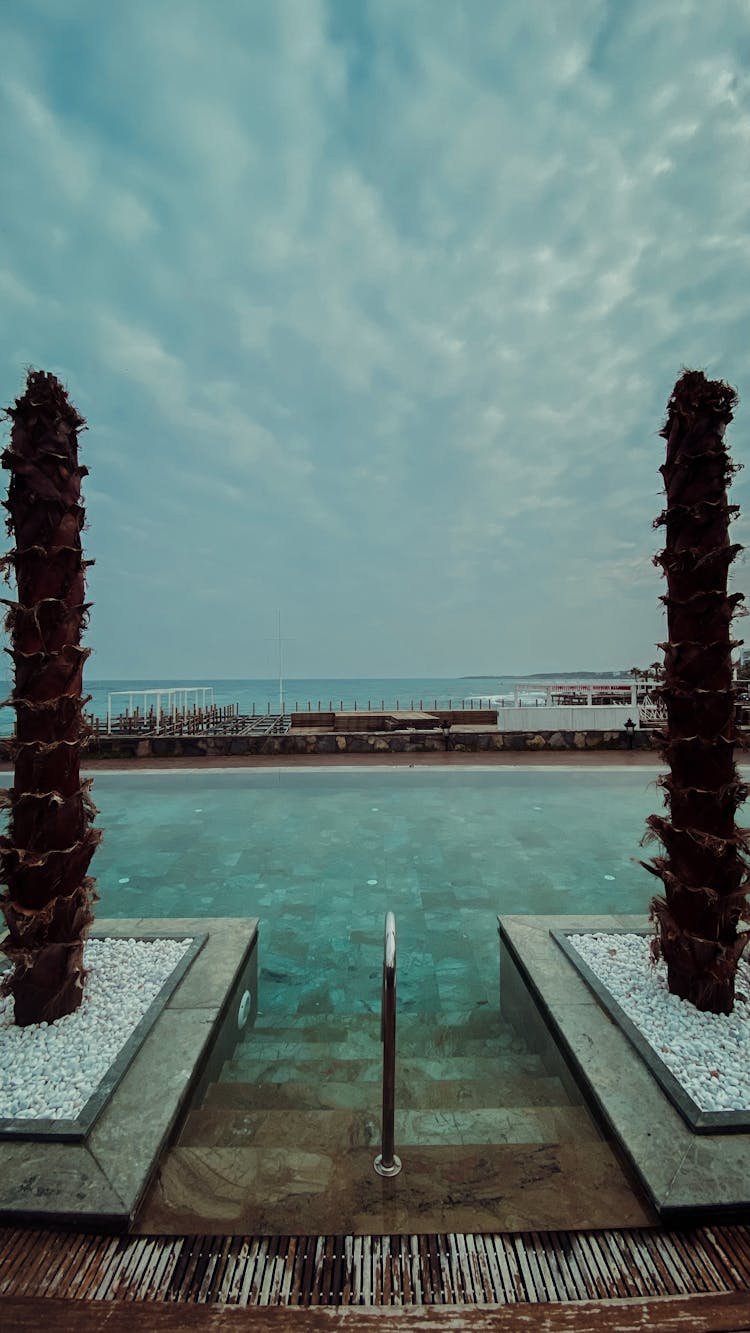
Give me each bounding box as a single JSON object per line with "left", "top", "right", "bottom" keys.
{"left": 374, "top": 911, "right": 402, "bottom": 1177}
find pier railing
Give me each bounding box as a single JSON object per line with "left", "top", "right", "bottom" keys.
{"left": 85, "top": 696, "right": 504, "bottom": 738}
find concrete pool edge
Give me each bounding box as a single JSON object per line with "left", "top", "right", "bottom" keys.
{"left": 499, "top": 914, "right": 750, "bottom": 1224}
{"left": 0, "top": 916, "right": 258, "bottom": 1232}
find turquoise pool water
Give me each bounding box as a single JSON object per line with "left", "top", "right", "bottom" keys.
{"left": 87, "top": 766, "right": 664, "bottom": 1020}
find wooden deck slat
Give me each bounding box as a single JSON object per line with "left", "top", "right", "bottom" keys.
{"left": 0, "top": 1228, "right": 32, "bottom": 1293}
{"left": 435, "top": 1233, "right": 453, "bottom": 1304}
{"left": 550, "top": 1229, "right": 586, "bottom": 1303}
{"left": 577, "top": 1232, "right": 617, "bottom": 1300}
{"left": 561, "top": 1234, "right": 600, "bottom": 1301}
{"left": 444, "top": 1233, "right": 462, "bottom": 1303}
{"left": 124, "top": 1236, "right": 162, "bottom": 1301}
{"left": 402, "top": 1233, "right": 415, "bottom": 1305}
{"left": 530, "top": 1229, "right": 566, "bottom": 1303}
{"left": 86, "top": 1236, "right": 134, "bottom": 1301}
{"left": 296, "top": 1234, "right": 316, "bottom": 1308}
{"left": 241, "top": 1235, "right": 265, "bottom": 1305}
{"left": 190, "top": 1234, "right": 222, "bottom": 1302}
{"left": 527, "top": 1231, "right": 567, "bottom": 1304}
{"left": 622, "top": 1228, "right": 671, "bottom": 1296}
{"left": 648, "top": 1226, "right": 687, "bottom": 1294}
{"left": 668, "top": 1229, "right": 725, "bottom": 1295}
{"left": 422, "top": 1232, "right": 440, "bottom": 1303}
{"left": 146, "top": 1236, "right": 183, "bottom": 1302}
{"left": 479, "top": 1231, "right": 509, "bottom": 1302}
{"left": 511, "top": 1232, "right": 543, "bottom": 1302}
{"left": 114, "top": 1237, "right": 153, "bottom": 1301}
{"left": 69, "top": 1234, "right": 118, "bottom": 1300}
{"left": 268, "top": 1236, "right": 292, "bottom": 1307}
{"left": 252, "top": 1236, "right": 275, "bottom": 1305}
{"left": 704, "top": 1225, "right": 750, "bottom": 1289}
{"left": 311, "top": 1236, "right": 327, "bottom": 1307}
{"left": 492, "top": 1234, "right": 525, "bottom": 1302}
{"left": 554, "top": 1231, "right": 592, "bottom": 1302}
{"left": 0, "top": 1226, "right": 37, "bottom": 1291}
{"left": 279, "top": 1235, "right": 300, "bottom": 1307}
{"left": 165, "top": 1233, "right": 197, "bottom": 1301}
{"left": 599, "top": 1232, "right": 647, "bottom": 1301}
{"left": 8, "top": 1225, "right": 67, "bottom": 1297}
{"left": 200, "top": 1235, "right": 233, "bottom": 1304}
{"left": 177, "top": 1233, "right": 210, "bottom": 1300}
{"left": 219, "top": 1236, "right": 248, "bottom": 1306}
{"left": 288, "top": 1236, "right": 308, "bottom": 1307}
{"left": 466, "top": 1233, "right": 492, "bottom": 1304}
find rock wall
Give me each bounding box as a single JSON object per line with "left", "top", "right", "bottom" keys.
{"left": 0, "top": 728, "right": 666, "bottom": 762}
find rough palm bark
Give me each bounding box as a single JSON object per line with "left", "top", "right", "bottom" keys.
{"left": 0, "top": 369, "right": 100, "bottom": 1026}
{"left": 643, "top": 369, "right": 750, "bottom": 1014}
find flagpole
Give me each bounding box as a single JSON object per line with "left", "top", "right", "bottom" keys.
{"left": 278, "top": 610, "right": 284, "bottom": 716}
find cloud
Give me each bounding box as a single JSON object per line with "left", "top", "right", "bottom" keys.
{"left": 1, "top": 0, "right": 749, "bottom": 675}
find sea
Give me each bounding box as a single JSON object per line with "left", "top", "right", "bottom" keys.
{"left": 0, "top": 673, "right": 634, "bottom": 735}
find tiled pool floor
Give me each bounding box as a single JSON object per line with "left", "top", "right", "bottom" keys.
{"left": 90, "top": 767, "right": 660, "bottom": 1021}
{"left": 88, "top": 768, "right": 666, "bottom": 1232}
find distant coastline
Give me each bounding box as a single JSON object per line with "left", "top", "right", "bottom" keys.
{"left": 461, "top": 671, "right": 630, "bottom": 680}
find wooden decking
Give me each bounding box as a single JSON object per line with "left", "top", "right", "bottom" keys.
{"left": 1, "top": 1225, "right": 748, "bottom": 1311}
{"left": 2, "top": 1289, "right": 750, "bottom": 1331}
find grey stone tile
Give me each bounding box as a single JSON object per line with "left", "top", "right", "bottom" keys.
{"left": 665, "top": 1136, "right": 750, "bottom": 1214}
{"left": 0, "top": 1140, "right": 126, "bottom": 1223}
{"left": 88, "top": 1008, "right": 217, "bottom": 1207}
{"left": 1, "top": 918, "right": 258, "bottom": 1230}
{"left": 165, "top": 920, "right": 258, "bottom": 1011}
{"left": 499, "top": 913, "right": 750, "bottom": 1220}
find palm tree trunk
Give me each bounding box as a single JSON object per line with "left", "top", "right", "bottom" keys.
{"left": 644, "top": 370, "right": 749, "bottom": 1013}
{"left": 0, "top": 370, "right": 100, "bottom": 1026}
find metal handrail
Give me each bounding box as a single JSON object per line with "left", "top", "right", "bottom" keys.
{"left": 374, "top": 911, "right": 402, "bottom": 1177}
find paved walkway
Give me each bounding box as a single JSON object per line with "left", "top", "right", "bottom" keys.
{"left": 29, "top": 751, "right": 663, "bottom": 772}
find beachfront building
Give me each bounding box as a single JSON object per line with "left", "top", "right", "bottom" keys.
{"left": 494, "top": 681, "right": 642, "bottom": 733}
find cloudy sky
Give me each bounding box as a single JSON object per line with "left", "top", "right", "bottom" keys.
{"left": 2, "top": 0, "right": 750, "bottom": 680}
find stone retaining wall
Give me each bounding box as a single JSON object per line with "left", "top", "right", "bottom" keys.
{"left": 0, "top": 728, "right": 665, "bottom": 762}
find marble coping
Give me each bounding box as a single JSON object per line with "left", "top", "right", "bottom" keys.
{"left": 498, "top": 914, "right": 750, "bottom": 1224}
{"left": 0, "top": 916, "right": 258, "bottom": 1232}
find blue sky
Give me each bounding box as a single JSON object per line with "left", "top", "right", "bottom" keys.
{"left": 1, "top": 0, "right": 749, "bottom": 679}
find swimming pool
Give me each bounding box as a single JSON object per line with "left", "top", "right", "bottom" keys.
{"left": 88, "top": 766, "right": 665, "bottom": 1020}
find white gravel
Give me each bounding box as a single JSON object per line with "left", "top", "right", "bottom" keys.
{"left": 4, "top": 930, "right": 748, "bottom": 1123}
{"left": 0, "top": 937, "right": 192, "bottom": 1121}
{"left": 568, "top": 932, "right": 750, "bottom": 1113}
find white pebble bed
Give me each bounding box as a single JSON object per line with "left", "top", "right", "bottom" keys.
{"left": 0, "top": 937, "right": 192, "bottom": 1121}
{"left": 569, "top": 932, "right": 750, "bottom": 1113}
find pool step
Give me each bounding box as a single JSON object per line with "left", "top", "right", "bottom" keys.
{"left": 202, "top": 1071, "right": 572, "bottom": 1112}
{"left": 179, "top": 1102, "right": 600, "bottom": 1150}
{"left": 190, "top": 1008, "right": 595, "bottom": 1159}
{"left": 141, "top": 1138, "right": 649, "bottom": 1235}
{"left": 236, "top": 1025, "right": 524, "bottom": 1060}
{"left": 250, "top": 1006, "right": 508, "bottom": 1043}
{"left": 221, "top": 1051, "right": 549, "bottom": 1086}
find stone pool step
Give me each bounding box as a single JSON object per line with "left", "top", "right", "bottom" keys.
{"left": 203, "top": 1070, "right": 571, "bottom": 1112}
{"left": 179, "top": 1102, "right": 600, "bottom": 1151}
{"left": 221, "top": 1052, "right": 549, "bottom": 1085}
{"left": 231, "top": 1030, "right": 521, "bottom": 1062}
{"left": 141, "top": 1139, "right": 650, "bottom": 1235}
{"left": 251, "top": 1006, "right": 507, "bottom": 1042}
{"left": 243, "top": 1007, "right": 529, "bottom": 1062}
